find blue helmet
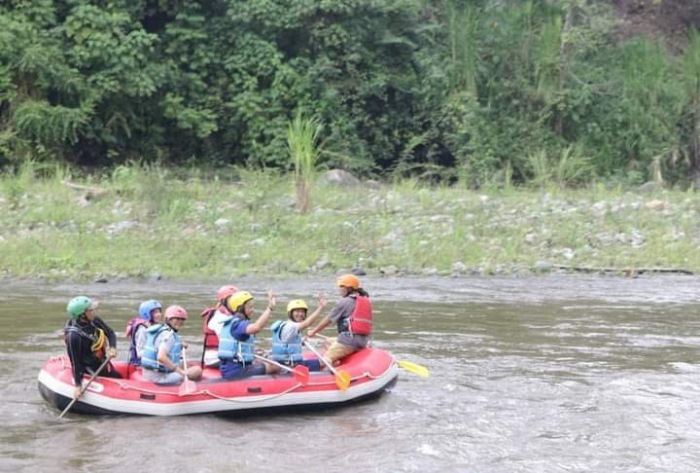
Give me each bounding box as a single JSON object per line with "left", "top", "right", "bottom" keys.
{"left": 138, "top": 299, "right": 163, "bottom": 321}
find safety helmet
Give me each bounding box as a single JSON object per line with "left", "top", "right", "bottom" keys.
{"left": 67, "top": 296, "right": 94, "bottom": 320}
{"left": 138, "top": 299, "right": 163, "bottom": 321}
{"left": 287, "top": 299, "right": 308, "bottom": 317}
{"left": 226, "top": 291, "right": 253, "bottom": 313}
{"left": 164, "top": 305, "right": 188, "bottom": 320}
{"left": 217, "top": 285, "right": 239, "bottom": 302}
{"left": 337, "top": 274, "right": 360, "bottom": 290}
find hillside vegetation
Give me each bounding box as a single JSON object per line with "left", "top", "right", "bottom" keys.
{"left": 2, "top": 1, "right": 700, "bottom": 189}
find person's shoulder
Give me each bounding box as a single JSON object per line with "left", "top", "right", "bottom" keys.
{"left": 285, "top": 320, "right": 301, "bottom": 330}
{"left": 337, "top": 297, "right": 355, "bottom": 308}
{"left": 281, "top": 321, "right": 300, "bottom": 336}
{"left": 158, "top": 328, "right": 175, "bottom": 342}
{"left": 64, "top": 326, "right": 79, "bottom": 338}
{"left": 232, "top": 318, "right": 251, "bottom": 336}
{"left": 94, "top": 316, "right": 114, "bottom": 327}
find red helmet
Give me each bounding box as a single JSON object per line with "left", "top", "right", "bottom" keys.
{"left": 164, "top": 305, "right": 188, "bottom": 320}
{"left": 217, "top": 285, "right": 239, "bottom": 302}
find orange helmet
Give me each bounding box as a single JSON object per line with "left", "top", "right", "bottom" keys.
{"left": 164, "top": 305, "right": 188, "bottom": 320}
{"left": 337, "top": 274, "right": 360, "bottom": 289}
{"left": 217, "top": 285, "right": 239, "bottom": 302}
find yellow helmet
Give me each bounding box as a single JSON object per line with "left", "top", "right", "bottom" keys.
{"left": 226, "top": 291, "right": 253, "bottom": 313}
{"left": 337, "top": 274, "right": 360, "bottom": 289}
{"left": 286, "top": 299, "right": 308, "bottom": 316}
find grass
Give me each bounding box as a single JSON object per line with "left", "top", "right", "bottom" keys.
{"left": 1, "top": 162, "right": 700, "bottom": 281}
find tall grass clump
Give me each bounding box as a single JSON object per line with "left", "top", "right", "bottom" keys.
{"left": 109, "top": 162, "right": 173, "bottom": 218}
{"left": 527, "top": 145, "right": 592, "bottom": 189}
{"left": 2, "top": 158, "right": 39, "bottom": 207}
{"left": 287, "top": 110, "right": 323, "bottom": 214}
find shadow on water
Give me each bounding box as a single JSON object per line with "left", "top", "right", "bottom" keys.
{"left": 1, "top": 275, "right": 700, "bottom": 472}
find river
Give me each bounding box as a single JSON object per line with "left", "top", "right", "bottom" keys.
{"left": 1, "top": 275, "right": 699, "bottom": 472}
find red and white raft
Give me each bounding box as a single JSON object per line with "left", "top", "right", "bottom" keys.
{"left": 38, "top": 348, "right": 398, "bottom": 416}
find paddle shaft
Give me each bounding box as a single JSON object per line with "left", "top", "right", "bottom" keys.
{"left": 302, "top": 340, "right": 351, "bottom": 390}
{"left": 303, "top": 339, "right": 337, "bottom": 375}
{"left": 253, "top": 353, "right": 298, "bottom": 374}
{"left": 59, "top": 356, "right": 112, "bottom": 419}
{"left": 181, "top": 349, "right": 194, "bottom": 384}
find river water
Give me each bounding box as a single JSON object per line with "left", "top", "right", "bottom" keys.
{"left": 1, "top": 275, "right": 699, "bottom": 472}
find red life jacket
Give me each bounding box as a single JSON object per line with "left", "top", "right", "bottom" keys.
{"left": 348, "top": 295, "right": 373, "bottom": 335}
{"left": 200, "top": 305, "right": 233, "bottom": 350}
{"left": 200, "top": 307, "right": 218, "bottom": 350}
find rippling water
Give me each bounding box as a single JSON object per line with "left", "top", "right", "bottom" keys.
{"left": 1, "top": 276, "right": 699, "bottom": 472}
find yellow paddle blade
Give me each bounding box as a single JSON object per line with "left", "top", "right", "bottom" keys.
{"left": 397, "top": 360, "right": 429, "bottom": 377}
{"left": 335, "top": 369, "right": 352, "bottom": 390}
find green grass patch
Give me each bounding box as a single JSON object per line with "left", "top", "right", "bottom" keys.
{"left": 2, "top": 163, "right": 700, "bottom": 280}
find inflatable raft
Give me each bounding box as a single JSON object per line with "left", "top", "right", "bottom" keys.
{"left": 38, "top": 348, "right": 398, "bottom": 416}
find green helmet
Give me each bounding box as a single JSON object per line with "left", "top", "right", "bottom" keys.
{"left": 67, "top": 296, "right": 92, "bottom": 320}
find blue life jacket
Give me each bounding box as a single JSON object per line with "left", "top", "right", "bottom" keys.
{"left": 270, "top": 321, "right": 303, "bottom": 363}
{"left": 141, "top": 324, "right": 182, "bottom": 372}
{"left": 218, "top": 316, "right": 255, "bottom": 363}
{"left": 125, "top": 318, "right": 148, "bottom": 365}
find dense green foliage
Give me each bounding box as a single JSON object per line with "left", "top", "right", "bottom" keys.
{"left": 1, "top": 0, "right": 700, "bottom": 187}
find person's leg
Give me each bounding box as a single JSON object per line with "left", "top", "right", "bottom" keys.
{"left": 220, "top": 360, "right": 243, "bottom": 380}
{"left": 89, "top": 360, "right": 122, "bottom": 378}
{"left": 324, "top": 341, "right": 356, "bottom": 366}
{"left": 300, "top": 358, "right": 322, "bottom": 372}
{"left": 185, "top": 365, "right": 203, "bottom": 380}
{"left": 242, "top": 363, "right": 267, "bottom": 377}
{"left": 154, "top": 371, "right": 185, "bottom": 385}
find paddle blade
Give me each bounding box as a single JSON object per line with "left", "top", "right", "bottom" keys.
{"left": 397, "top": 360, "right": 429, "bottom": 377}
{"left": 179, "top": 378, "right": 197, "bottom": 396}
{"left": 292, "top": 365, "right": 310, "bottom": 385}
{"left": 335, "top": 369, "right": 351, "bottom": 391}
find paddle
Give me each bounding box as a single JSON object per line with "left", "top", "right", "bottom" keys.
{"left": 397, "top": 360, "right": 430, "bottom": 377}
{"left": 178, "top": 348, "right": 197, "bottom": 396}
{"left": 253, "top": 354, "right": 310, "bottom": 385}
{"left": 303, "top": 340, "right": 351, "bottom": 391}
{"left": 59, "top": 355, "right": 112, "bottom": 419}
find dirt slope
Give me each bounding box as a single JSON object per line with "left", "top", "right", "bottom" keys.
{"left": 608, "top": 0, "right": 700, "bottom": 53}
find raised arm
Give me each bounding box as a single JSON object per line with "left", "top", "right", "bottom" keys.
{"left": 247, "top": 290, "right": 275, "bottom": 334}
{"left": 297, "top": 293, "right": 327, "bottom": 332}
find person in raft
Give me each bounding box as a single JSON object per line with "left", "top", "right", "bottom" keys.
{"left": 270, "top": 294, "right": 328, "bottom": 371}
{"left": 64, "top": 296, "right": 121, "bottom": 399}
{"left": 141, "top": 305, "right": 202, "bottom": 385}
{"left": 307, "top": 274, "right": 373, "bottom": 367}
{"left": 200, "top": 284, "right": 239, "bottom": 367}
{"left": 125, "top": 299, "right": 163, "bottom": 366}
{"left": 218, "top": 290, "right": 280, "bottom": 379}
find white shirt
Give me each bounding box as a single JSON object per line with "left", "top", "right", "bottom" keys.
{"left": 203, "top": 309, "right": 234, "bottom": 366}
{"left": 278, "top": 321, "right": 301, "bottom": 342}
